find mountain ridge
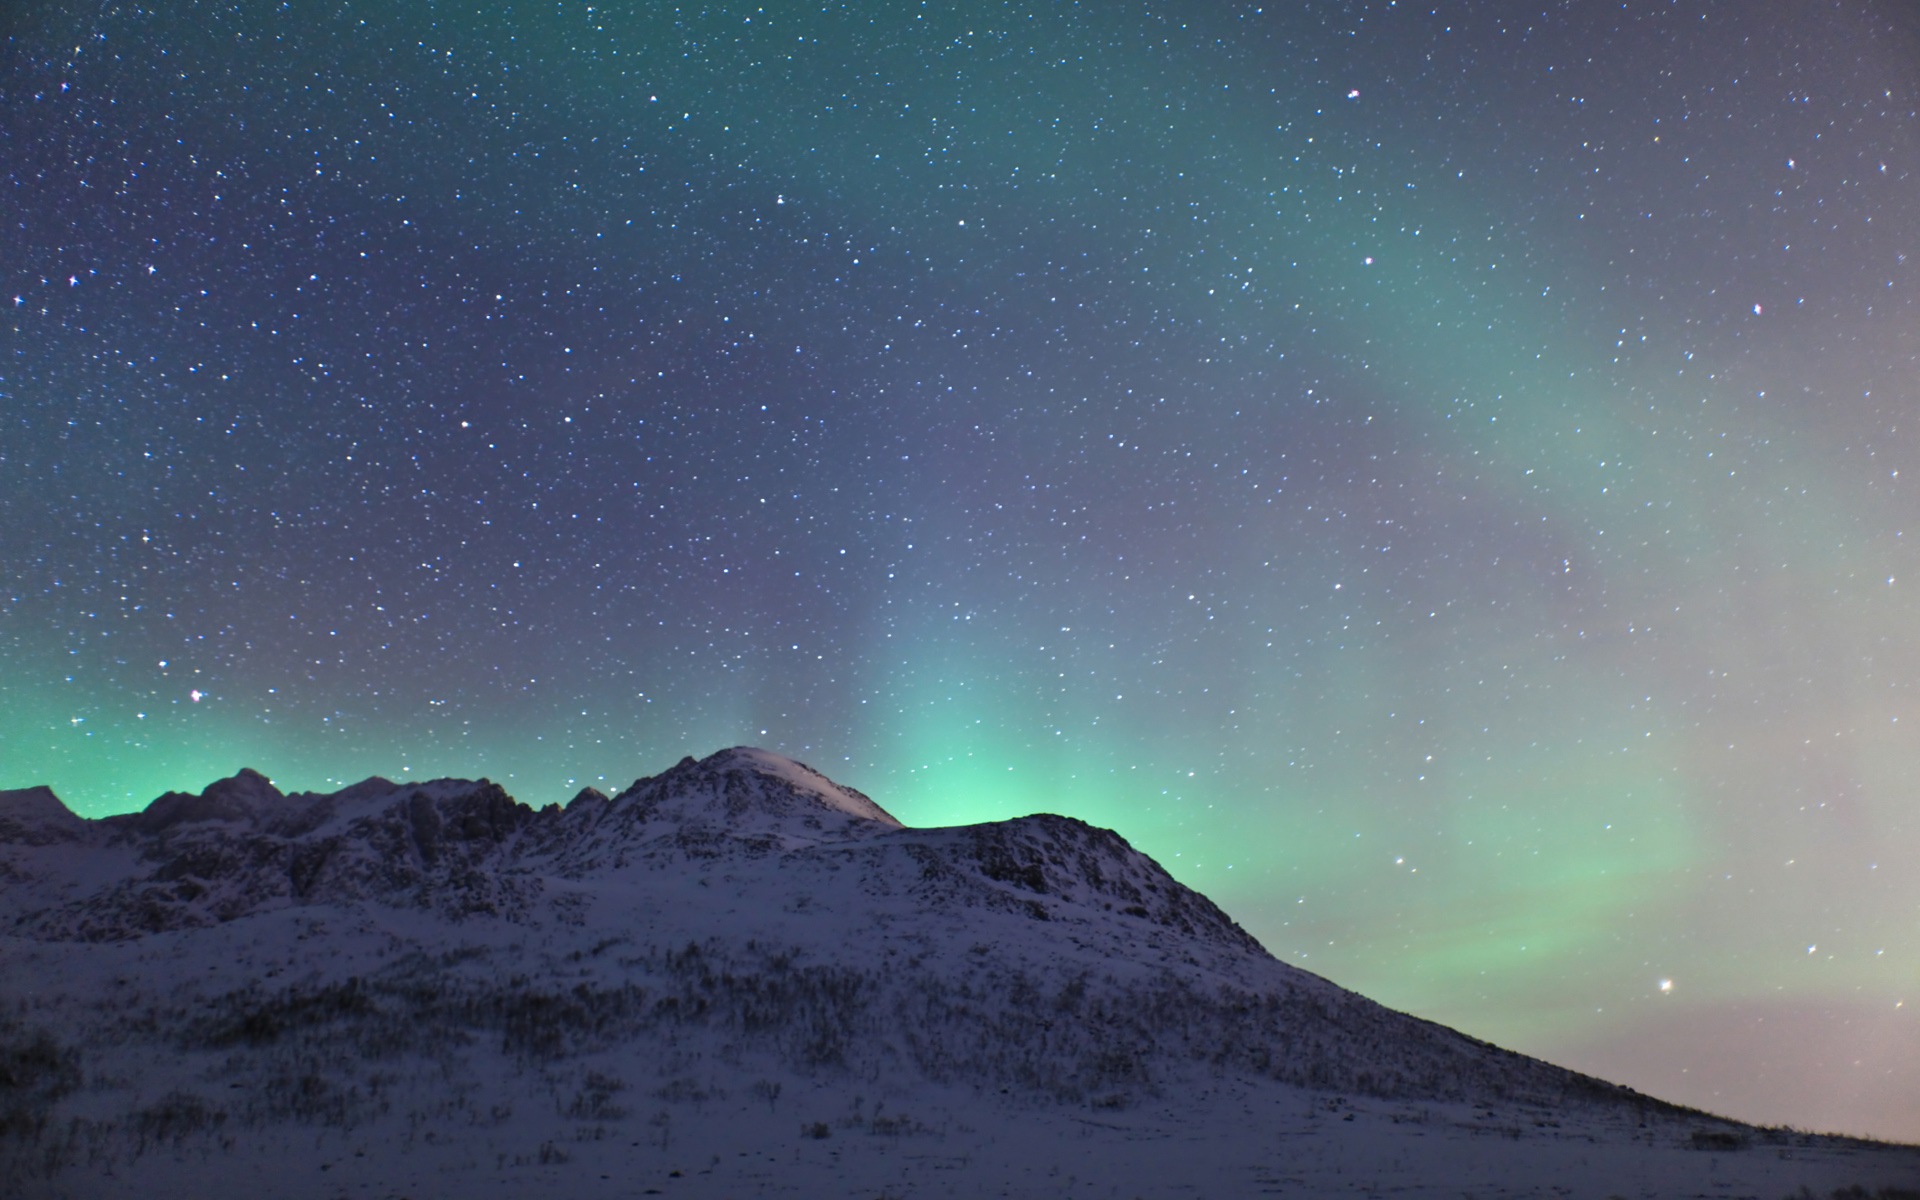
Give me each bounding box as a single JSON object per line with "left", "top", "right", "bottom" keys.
{"left": 3, "top": 748, "right": 1916, "bottom": 1197}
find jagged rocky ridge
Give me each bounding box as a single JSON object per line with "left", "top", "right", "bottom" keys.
{"left": 4, "top": 748, "right": 1911, "bottom": 1197}
{"left": 3, "top": 747, "right": 1613, "bottom": 1098}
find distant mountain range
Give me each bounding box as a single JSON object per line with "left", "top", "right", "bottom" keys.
{"left": 4, "top": 748, "right": 1915, "bottom": 1198}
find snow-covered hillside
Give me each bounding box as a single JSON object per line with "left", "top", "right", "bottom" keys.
{"left": 3, "top": 748, "right": 1915, "bottom": 1198}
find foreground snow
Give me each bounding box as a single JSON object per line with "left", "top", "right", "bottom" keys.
{"left": 3, "top": 749, "right": 1915, "bottom": 1197}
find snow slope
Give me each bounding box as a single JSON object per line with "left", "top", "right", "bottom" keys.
{"left": 2, "top": 749, "right": 1915, "bottom": 1198}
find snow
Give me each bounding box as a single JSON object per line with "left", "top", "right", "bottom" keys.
{"left": 597, "top": 746, "right": 903, "bottom": 845}
{"left": 0, "top": 785, "right": 92, "bottom": 845}
{"left": 2, "top": 748, "right": 1916, "bottom": 1197}
{"left": 700, "top": 746, "right": 903, "bottom": 828}
{"left": 109, "top": 767, "right": 286, "bottom": 835}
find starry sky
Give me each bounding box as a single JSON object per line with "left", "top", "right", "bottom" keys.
{"left": 5, "top": 0, "right": 1918, "bottom": 1141}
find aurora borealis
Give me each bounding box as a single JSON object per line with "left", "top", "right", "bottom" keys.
{"left": 5, "top": 0, "right": 1918, "bottom": 1141}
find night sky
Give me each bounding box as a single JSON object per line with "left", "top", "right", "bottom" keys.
{"left": 6, "top": 0, "right": 1917, "bottom": 1141}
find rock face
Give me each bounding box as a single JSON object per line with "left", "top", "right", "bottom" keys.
{"left": 2, "top": 749, "right": 1914, "bottom": 1198}
{"left": 0, "top": 746, "right": 1617, "bottom": 1100}
{"left": 0, "top": 786, "right": 92, "bottom": 846}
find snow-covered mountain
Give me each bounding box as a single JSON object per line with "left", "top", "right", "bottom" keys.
{"left": 3, "top": 748, "right": 1915, "bottom": 1198}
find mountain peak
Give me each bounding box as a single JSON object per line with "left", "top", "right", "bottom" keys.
{"left": 113, "top": 766, "right": 285, "bottom": 834}
{"left": 698, "top": 746, "right": 903, "bottom": 827}
{"left": 0, "top": 785, "right": 90, "bottom": 845}
{"left": 603, "top": 746, "right": 902, "bottom": 847}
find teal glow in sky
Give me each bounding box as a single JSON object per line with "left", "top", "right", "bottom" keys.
{"left": 5, "top": 0, "right": 1918, "bottom": 1141}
